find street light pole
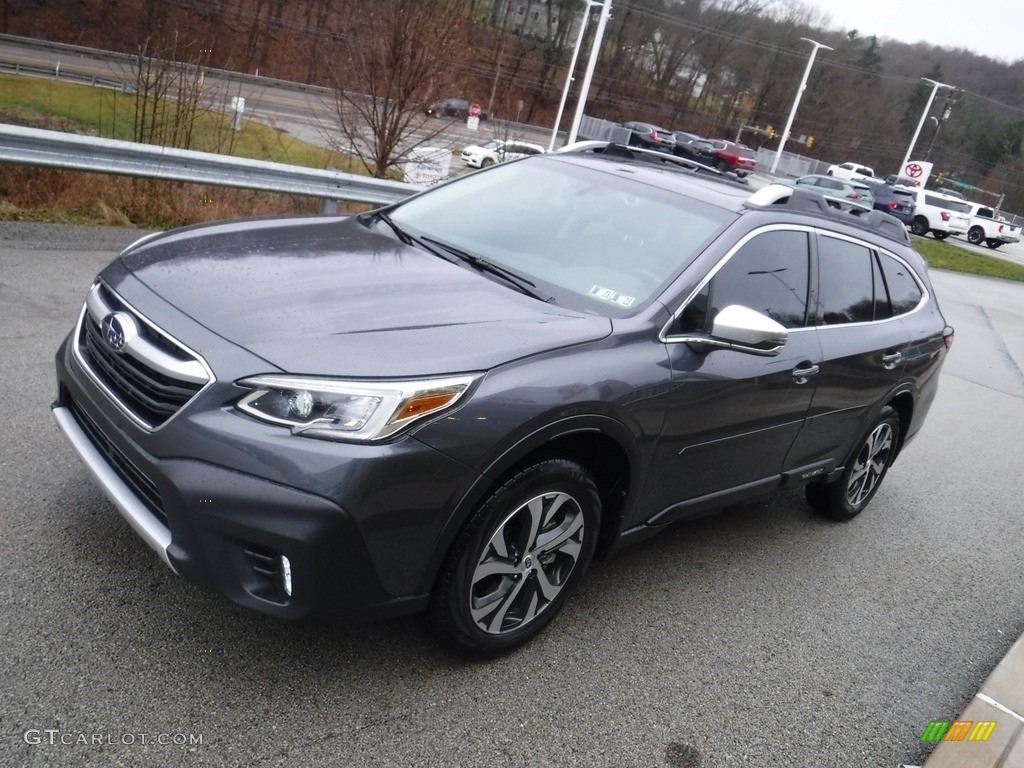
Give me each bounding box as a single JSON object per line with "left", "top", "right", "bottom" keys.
{"left": 769, "top": 38, "right": 832, "bottom": 176}
{"left": 549, "top": 0, "right": 599, "bottom": 151}
{"left": 900, "top": 78, "right": 954, "bottom": 172}
{"left": 566, "top": 0, "right": 612, "bottom": 146}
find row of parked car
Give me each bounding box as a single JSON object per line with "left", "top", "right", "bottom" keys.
{"left": 812, "top": 161, "right": 1020, "bottom": 250}
{"left": 458, "top": 121, "right": 757, "bottom": 178}
{"left": 620, "top": 121, "right": 757, "bottom": 177}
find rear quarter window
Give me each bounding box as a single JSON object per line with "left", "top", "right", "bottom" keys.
{"left": 878, "top": 253, "right": 924, "bottom": 315}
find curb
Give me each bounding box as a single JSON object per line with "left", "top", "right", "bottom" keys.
{"left": 922, "top": 631, "right": 1024, "bottom": 767}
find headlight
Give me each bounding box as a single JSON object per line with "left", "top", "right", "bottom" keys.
{"left": 235, "top": 374, "right": 477, "bottom": 442}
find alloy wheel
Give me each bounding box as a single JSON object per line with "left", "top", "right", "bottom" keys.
{"left": 846, "top": 422, "right": 894, "bottom": 507}
{"left": 468, "top": 491, "right": 585, "bottom": 635}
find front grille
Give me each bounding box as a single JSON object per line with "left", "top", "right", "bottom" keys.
{"left": 75, "top": 283, "right": 210, "bottom": 429}
{"left": 68, "top": 396, "right": 167, "bottom": 527}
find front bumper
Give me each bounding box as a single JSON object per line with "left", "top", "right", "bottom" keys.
{"left": 53, "top": 331, "right": 480, "bottom": 622}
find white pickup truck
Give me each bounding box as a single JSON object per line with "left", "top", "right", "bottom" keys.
{"left": 965, "top": 203, "right": 1020, "bottom": 249}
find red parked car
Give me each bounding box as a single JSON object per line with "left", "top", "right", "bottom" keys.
{"left": 708, "top": 139, "right": 756, "bottom": 177}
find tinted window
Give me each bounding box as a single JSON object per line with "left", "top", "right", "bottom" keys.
{"left": 817, "top": 236, "right": 876, "bottom": 324}
{"left": 878, "top": 252, "right": 923, "bottom": 315}
{"left": 679, "top": 230, "right": 810, "bottom": 332}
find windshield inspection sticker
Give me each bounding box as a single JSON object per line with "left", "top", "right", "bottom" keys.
{"left": 588, "top": 285, "right": 636, "bottom": 307}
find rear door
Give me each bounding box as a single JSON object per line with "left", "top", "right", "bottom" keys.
{"left": 785, "top": 231, "right": 911, "bottom": 468}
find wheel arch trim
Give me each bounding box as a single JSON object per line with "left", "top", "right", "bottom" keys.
{"left": 419, "top": 413, "right": 642, "bottom": 595}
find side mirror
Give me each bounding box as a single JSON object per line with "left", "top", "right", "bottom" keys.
{"left": 708, "top": 305, "right": 788, "bottom": 355}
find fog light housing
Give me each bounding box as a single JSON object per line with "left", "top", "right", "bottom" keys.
{"left": 243, "top": 546, "right": 293, "bottom": 602}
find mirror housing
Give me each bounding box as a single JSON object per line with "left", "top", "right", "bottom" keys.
{"left": 672, "top": 304, "right": 788, "bottom": 356}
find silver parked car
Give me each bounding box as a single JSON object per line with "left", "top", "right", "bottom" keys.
{"left": 794, "top": 174, "right": 874, "bottom": 213}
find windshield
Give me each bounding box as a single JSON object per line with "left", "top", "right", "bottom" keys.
{"left": 388, "top": 157, "right": 734, "bottom": 315}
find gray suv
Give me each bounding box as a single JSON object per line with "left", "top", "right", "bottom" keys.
{"left": 53, "top": 144, "right": 953, "bottom": 656}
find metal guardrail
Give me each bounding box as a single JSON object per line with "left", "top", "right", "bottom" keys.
{"left": 0, "top": 32, "right": 333, "bottom": 98}
{"left": 0, "top": 123, "right": 421, "bottom": 208}
{"left": 0, "top": 59, "right": 125, "bottom": 90}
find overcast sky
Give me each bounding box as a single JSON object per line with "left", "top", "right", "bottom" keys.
{"left": 804, "top": 0, "right": 1024, "bottom": 64}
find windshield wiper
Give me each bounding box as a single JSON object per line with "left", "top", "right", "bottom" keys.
{"left": 418, "top": 236, "right": 554, "bottom": 303}
{"left": 359, "top": 209, "right": 414, "bottom": 246}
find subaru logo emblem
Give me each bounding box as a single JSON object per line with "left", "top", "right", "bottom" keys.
{"left": 101, "top": 312, "right": 137, "bottom": 354}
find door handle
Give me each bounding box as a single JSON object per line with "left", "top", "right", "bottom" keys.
{"left": 882, "top": 351, "right": 903, "bottom": 369}
{"left": 792, "top": 363, "right": 820, "bottom": 384}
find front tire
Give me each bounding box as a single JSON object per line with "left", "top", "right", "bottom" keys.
{"left": 481, "top": 157, "right": 495, "bottom": 168}
{"left": 430, "top": 459, "right": 600, "bottom": 657}
{"left": 910, "top": 217, "right": 929, "bottom": 236}
{"left": 806, "top": 406, "right": 899, "bottom": 521}
{"left": 967, "top": 226, "right": 984, "bottom": 245}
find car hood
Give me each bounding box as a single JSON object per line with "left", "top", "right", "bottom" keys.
{"left": 117, "top": 216, "right": 611, "bottom": 377}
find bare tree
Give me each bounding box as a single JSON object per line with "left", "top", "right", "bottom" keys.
{"left": 125, "top": 31, "right": 217, "bottom": 151}
{"left": 323, "top": 0, "right": 469, "bottom": 178}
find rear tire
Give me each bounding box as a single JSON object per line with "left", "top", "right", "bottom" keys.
{"left": 806, "top": 406, "right": 899, "bottom": 521}
{"left": 986, "top": 241, "right": 1002, "bottom": 249}
{"left": 933, "top": 232, "right": 949, "bottom": 240}
{"left": 430, "top": 459, "right": 600, "bottom": 657}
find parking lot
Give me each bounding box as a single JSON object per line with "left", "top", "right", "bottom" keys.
{"left": 1, "top": 221, "right": 1022, "bottom": 768}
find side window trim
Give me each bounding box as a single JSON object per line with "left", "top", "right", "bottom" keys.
{"left": 661, "top": 224, "right": 815, "bottom": 343}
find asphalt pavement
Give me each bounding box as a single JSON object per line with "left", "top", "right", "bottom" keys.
{"left": 0, "top": 221, "right": 1022, "bottom": 768}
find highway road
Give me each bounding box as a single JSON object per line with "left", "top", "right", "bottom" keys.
{"left": 0, "top": 221, "right": 1022, "bottom": 768}
{"left": 0, "top": 36, "right": 556, "bottom": 180}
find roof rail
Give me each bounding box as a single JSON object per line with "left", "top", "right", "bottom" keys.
{"left": 556, "top": 140, "right": 731, "bottom": 178}
{"left": 745, "top": 184, "right": 910, "bottom": 245}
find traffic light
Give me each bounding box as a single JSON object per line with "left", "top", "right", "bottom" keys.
{"left": 806, "top": 136, "right": 814, "bottom": 149}
{"left": 766, "top": 124, "right": 775, "bottom": 139}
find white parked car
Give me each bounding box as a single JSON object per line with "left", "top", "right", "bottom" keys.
{"left": 827, "top": 162, "right": 875, "bottom": 181}
{"left": 908, "top": 189, "right": 971, "bottom": 240}
{"left": 460, "top": 139, "right": 545, "bottom": 169}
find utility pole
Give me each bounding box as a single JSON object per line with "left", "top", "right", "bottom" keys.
{"left": 566, "top": 0, "right": 612, "bottom": 146}
{"left": 549, "top": 1, "right": 599, "bottom": 151}
{"left": 770, "top": 38, "right": 832, "bottom": 176}
{"left": 900, "top": 78, "right": 955, "bottom": 172}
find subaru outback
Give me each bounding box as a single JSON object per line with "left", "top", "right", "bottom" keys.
{"left": 53, "top": 143, "right": 953, "bottom": 656}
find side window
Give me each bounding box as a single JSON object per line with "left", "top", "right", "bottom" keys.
{"left": 678, "top": 230, "right": 810, "bottom": 333}
{"left": 817, "top": 236, "right": 877, "bottom": 324}
{"left": 878, "top": 252, "right": 924, "bottom": 315}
